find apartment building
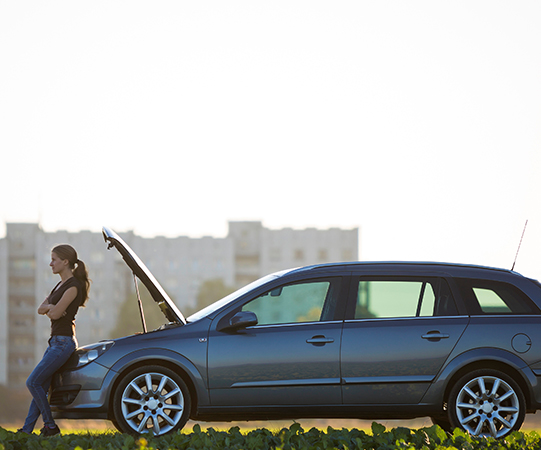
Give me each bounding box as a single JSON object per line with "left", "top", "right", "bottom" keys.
{"left": 0, "top": 237, "right": 8, "bottom": 385}
{"left": 0, "top": 221, "right": 358, "bottom": 388}
{"left": 229, "top": 221, "right": 358, "bottom": 286}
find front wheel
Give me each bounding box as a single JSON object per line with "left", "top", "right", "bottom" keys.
{"left": 113, "top": 365, "right": 191, "bottom": 436}
{"left": 448, "top": 369, "right": 525, "bottom": 438}
{"left": 430, "top": 414, "right": 452, "bottom": 433}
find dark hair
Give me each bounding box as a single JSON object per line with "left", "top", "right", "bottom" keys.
{"left": 52, "top": 244, "right": 90, "bottom": 307}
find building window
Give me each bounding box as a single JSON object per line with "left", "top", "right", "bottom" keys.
{"left": 11, "top": 259, "right": 36, "bottom": 270}
{"left": 236, "top": 255, "right": 259, "bottom": 268}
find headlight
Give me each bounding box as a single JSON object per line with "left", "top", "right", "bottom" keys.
{"left": 76, "top": 341, "right": 115, "bottom": 367}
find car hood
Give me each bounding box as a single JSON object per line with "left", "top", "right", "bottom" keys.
{"left": 102, "top": 227, "right": 186, "bottom": 325}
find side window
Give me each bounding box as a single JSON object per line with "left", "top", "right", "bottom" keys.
{"left": 473, "top": 288, "right": 511, "bottom": 313}
{"left": 456, "top": 278, "right": 539, "bottom": 315}
{"left": 242, "top": 279, "right": 340, "bottom": 325}
{"left": 355, "top": 278, "right": 457, "bottom": 319}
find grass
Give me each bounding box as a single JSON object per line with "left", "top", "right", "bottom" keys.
{"left": 3, "top": 416, "right": 541, "bottom": 434}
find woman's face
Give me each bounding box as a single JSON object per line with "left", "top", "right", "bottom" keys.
{"left": 50, "top": 252, "right": 68, "bottom": 274}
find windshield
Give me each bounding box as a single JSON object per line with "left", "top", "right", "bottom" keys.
{"left": 186, "top": 271, "right": 287, "bottom": 322}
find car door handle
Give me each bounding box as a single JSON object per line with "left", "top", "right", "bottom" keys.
{"left": 306, "top": 335, "right": 334, "bottom": 345}
{"left": 422, "top": 331, "right": 450, "bottom": 341}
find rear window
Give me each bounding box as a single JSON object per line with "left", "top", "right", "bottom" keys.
{"left": 455, "top": 278, "right": 540, "bottom": 315}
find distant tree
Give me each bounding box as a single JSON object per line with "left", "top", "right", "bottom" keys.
{"left": 190, "top": 278, "right": 236, "bottom": 315}
{"left": 110, "top": 283, "right": 169, "bottom": 338}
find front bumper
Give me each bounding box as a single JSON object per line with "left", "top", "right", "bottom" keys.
{"left": 51, "top": 361, "right": 118, "bottom": 420}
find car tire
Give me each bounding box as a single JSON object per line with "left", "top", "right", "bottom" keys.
{"left": 448, "top": 369, "right": 525, "bottom": 438}
{"left": 112, "top": 365, "right": 191, "bottom": 436}
{"left": 430, "top": 414, "right": 453, "bottom": 433}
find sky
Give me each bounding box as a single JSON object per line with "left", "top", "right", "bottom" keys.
{"left": 1, "top": 1, "right": 540, "bottom": 279}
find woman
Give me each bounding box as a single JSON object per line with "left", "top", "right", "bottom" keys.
{"left": 19, "top": 244, "right": 90, "bottom": 436}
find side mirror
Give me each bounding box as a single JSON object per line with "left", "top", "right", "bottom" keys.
{"left": 222, "top": 311, "right": 258, "bottom": 331}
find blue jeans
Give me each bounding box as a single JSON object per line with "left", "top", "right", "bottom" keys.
{"left": 22, "top": 335, "right": 77, "bottom": 432}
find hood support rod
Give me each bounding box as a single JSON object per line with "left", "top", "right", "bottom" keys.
{"left": 133, "top": 274, "right": 147, "bottom": 333}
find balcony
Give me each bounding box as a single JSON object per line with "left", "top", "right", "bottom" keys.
{"left": 9, "top": 325, "right": 36, "bottom": 336}
{"left": 8, "top": 344, "right": 35, "bottom": 354}
{"left": 8, "top": 304, "right": 36, "bottom": 315}
{"left": 8, "top": 285, "right": 35, "bottom": 297}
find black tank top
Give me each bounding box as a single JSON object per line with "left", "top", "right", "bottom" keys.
{"left": 48, "top": 277, "right": 83, "bottom": 337}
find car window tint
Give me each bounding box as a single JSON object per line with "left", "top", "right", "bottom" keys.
{"left": 456, "top": 278, "right": 539, "bottom": 315}
{"left": 419, "top": 284, "right": 436, "bottom": 316}
{"left": 242, "top": 279, "right": 338, "bottom": 325}
{"left": 357, "top": 281, "right": 423, "bottom": 318}
{"left": 355, "top": 278, "right": 457, "bottom": 319}
{"left": 473, "top": 288, "right": 512, "bottom": 313}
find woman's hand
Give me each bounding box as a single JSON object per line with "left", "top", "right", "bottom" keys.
{"left": 46, "top": 287, "right": 77, "bottom": 320}
{"left": 38, "top": 298, "right": 52, "bottom": 315}
{"left": 46, "top": 307, "right": 67, "bottom": 319}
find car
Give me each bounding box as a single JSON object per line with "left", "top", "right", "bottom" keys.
{"left": 50, "top": 226, "right": 541, "bottom": 438}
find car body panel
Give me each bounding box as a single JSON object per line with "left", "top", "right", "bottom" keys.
{"left": 57, "top": 361, "right": 111, "bottom": 391}
{"left": 52, "top": 367, "right": 118, "bottom": 419}
{"left": 207, "top": 321, "right": 343, "bottom": 406}
{"left": 421, "top": 346, "right": 541, "bottom": 408}
{"left": 53, "top": 320, "right": 211, "bottom": 420}
{"left": 449, "top": 316, "right": 541, "bottom": 367}
{"left": 102, "top": 226, "right": 186, "bottom": 325}
{"left": 341, "top": 316, "right": 469, "bottom": 404}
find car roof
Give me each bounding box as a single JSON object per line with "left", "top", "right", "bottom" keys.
{"left": 285, "top": 261, "right": 520, "bottom": 277}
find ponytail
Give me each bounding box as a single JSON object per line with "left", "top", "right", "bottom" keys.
{"left": 52, "top": 244, "right": 91, "bottom": 306}
{"left": 73, "top": 258, "right": 90, "bottom": 306}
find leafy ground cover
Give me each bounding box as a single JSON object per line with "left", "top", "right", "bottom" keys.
{"left": 1, "top": 422, "right": 541, "bottom": 450}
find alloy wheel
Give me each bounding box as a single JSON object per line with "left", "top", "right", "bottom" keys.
{"left": 453, "top": 374, "right": 521, "bottom": 438}
{"left": 119, "top": 371, "right": 185, "bottom": 435}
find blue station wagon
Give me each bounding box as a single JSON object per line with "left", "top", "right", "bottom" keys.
{"left": 51, "top": 227, "right": 541, "bottom": 438}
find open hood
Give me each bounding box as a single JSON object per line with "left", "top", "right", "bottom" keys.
{"left": 102, "top": 227, "right": 186, "bottom": 326}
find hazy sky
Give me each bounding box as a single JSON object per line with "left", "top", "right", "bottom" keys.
{"left": 1, "top": 1, "right": 540, "bottom": 278}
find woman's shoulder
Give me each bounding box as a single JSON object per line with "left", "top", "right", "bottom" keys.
{"left": 64, "top": 277, "right": 84, "bottom": 306}
{"left": 64, "top": 276, "right": 83, "bottom": 289}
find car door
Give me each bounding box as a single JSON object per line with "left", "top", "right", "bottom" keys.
{"left": 341, "top": 276, "right": 469, "bottom": 404}
{"left": 207, "top": 277, "right": 345, "bottom": 406}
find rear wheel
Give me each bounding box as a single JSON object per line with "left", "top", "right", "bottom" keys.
{"left": 448, "top": 369, "right": 525, "bottom": 438}
{"left": 113, "top": 365, "right": 191, "bottom": 436}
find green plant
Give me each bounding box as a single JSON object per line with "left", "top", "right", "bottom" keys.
{"left": 1, "top": 423, "right": 541, "bottom": 450}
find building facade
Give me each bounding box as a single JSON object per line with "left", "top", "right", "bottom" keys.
{"left": 0, "top": 236, "right": 8, "bottom": 386}
{"left": 0, "top": 221, "right": 358, "bottom": 388}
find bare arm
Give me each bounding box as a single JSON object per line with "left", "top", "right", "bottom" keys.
{"left": 46, "top": 286, "right": 78, "bottom": 320}
{"left": 38, "top": 297, "right": 52, "bottom": 315}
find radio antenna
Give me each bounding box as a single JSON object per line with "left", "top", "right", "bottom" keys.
{"left": 511, "top": 220, "right": 528, "bottom": 271}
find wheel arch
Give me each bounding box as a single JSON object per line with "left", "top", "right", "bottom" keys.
{"left": 429, "top": 348, "right": 536, "bottom": 413}
{"left": 106, "top": 349, "right": 208, "bottom": 420}
{"left": 443, "top": 360, "right": 533, "bottom": 411}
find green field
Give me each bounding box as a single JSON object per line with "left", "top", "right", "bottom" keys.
{"left": 2, "top": 422, "right": 541, "bottom": 450}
